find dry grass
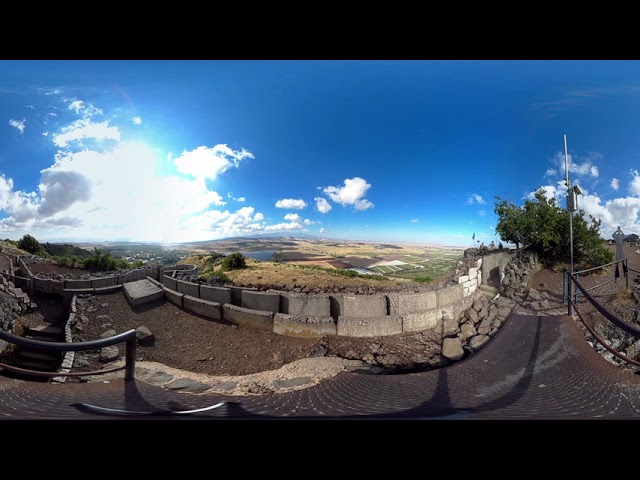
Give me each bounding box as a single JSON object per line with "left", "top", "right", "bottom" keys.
{"left": 223, "top": 259, "right": 407, "bottom": 288}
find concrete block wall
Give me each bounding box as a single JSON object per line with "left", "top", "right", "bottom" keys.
{"left": 200, "top": 285, "right": 232, "bottom": 305}
{"left": 223, "top": 304, "right": 274, "bottom": 331}
{"left": 241, "top": 290, "right": 280, "bottom": 313}
{"left": 183, "top": 295, "right": 221, "bottom": 321}
{"left": 176, "top": 279, "right": 199, "bottom": 298}
{"left": 274, "top": 314, "right": 336, "bottom": 337}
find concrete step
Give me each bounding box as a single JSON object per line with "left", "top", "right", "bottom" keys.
{"left": 18, "top": 349, "right": 61, "bottom": 363}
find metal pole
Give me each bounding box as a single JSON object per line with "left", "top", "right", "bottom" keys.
{"left": 565, "top": 134, "right": 574, "bottom": 282}
{"left": 125, "top": 335, "right": 136, "bottom": 381}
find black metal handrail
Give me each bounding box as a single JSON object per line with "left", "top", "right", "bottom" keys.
{"left": 568, "top": 268, "right": 640, "bottom": 367}
{"left": 0, "top": 328, "right": 137, "bottom": 380}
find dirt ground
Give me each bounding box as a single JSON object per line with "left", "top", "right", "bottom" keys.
{"left": 11, "top": 243, "right": 640, "bottom": 380}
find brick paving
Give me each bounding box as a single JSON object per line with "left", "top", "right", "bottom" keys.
{"left": 2, "top": 311, "right": 640, "bottom": 419}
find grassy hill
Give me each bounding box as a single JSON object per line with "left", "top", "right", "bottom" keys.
{"left": 42, "top": 243, "right": 92, "bottom": 258}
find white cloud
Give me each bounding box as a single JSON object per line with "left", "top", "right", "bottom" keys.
{"left": 132, "top": 116, "right": 142, "bottom": 125}
{"left": 322, "top": 177, "right": 374, "bottom": 210}
{"left": 67, "top": 99, "right": 102, "bottom": 117}
{"left": 9, "top": 119, "right": 26, "bottom": 134}
{"left": 314, "top": 197, "right": 332, "bottom": 213}
{"left": 227, "top": 193, "right": 246, "bottom": 202}
{"left": 68, "top": 100, "right": 84, "bottom": 114}
{"left": 478, "top": 210, "right": 486, "bottom": 217}
{"left": 551, "top": 151, "right": 600, "bottom": 179}
{"left": 630, "top": 169, "right": 640, "bottom": 196}
{"left": 53, "top": 119, "right": 120, "bottom": 147}
{"left": 545, "top": 168, "right": 557, "bottom": 177}
{"left": 611, "top": 178, "right": 620, "bottom": 190}
{"left": 265, "top": 222, "right": 303, "bottom": 231}
{"left": 284, "top": 213, "right": 302, "bottom": 222}
{"left": 467, "top": 193, "right": 486, "bottom": 205}
{"left": 410, "top": 218, "right": 418, "bottom": 223}
{"left": 173, "top": 144, "right": 254, "bottom": 180}
{"left": 303, "top": 218, "right": 318, "bottom": 225}
{"left": 275, "top": 198, "right": 307, "bottom": 209}
{"left": 319, "top": 227, "right": 326, "bottom": 233}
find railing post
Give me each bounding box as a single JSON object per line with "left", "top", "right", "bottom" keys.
{"left": 125, "top": 334, "right": 136, "bottom": 381}
{"left": 626, "top": 258, "right": 629, "bottom": 289}
{"left": 563, "top": 269, "right": 567, "bottom": 304}
{"left": 567, "top": 273, "right": 573, "bottom": 316}
{"left": 575, "top": 273, "right": 579, "bottom": 304}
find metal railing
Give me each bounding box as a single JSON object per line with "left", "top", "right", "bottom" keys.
{"left": 567, "top": 259, "right": 640, "bottom": 367}
{"left": 565, "top": 258, "right": 628, "bottom": 313}
{"left": 0, "top": 328, "right": 137, "bottom": 381}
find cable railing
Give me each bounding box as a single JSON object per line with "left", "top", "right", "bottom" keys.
{"left": 567, "top": 257, "right": 640, "bottom": 367}
{"left": 0, "top": 328, "right": 137, "bottom": 380}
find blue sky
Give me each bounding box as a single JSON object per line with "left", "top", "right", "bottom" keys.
{"left": 1, "top": 60, "right": 639, "bottom": 247}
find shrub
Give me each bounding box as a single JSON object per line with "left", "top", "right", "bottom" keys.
{"left": 222, "top": 252, "right": 247, "bottom": 270}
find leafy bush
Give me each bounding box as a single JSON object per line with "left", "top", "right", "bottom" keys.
{"left": 222, "top": 252, "right": 247, "bottom": 270}
{"left": 83, "top": 248, "right": 129, "bottom": 272}
{"left": 17, "top": 234, "right": 44, "bottom": 255}
{"left": 206, "top": 269, "right": 232, "bottom": 285}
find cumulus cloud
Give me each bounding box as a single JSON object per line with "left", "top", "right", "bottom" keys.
{"left": 319, "top": 227, "right": 326, "bottom": 233}
{"left": 37, "top": 170, "right": 92, "bottom": 216}
{"left": 611, "top": 178, "right": 620, "bottom": 190}
{"left": 265, "top": 222, "right": 303, "bottom": 231}
{"left": 284, "top": 213, "right": 302, "bottom": 222}
{"left": 631, "top": 169, "right": 640, "bottom": 196}
{"left": 303, "top": 218, "right": 318, "bottom": 225}
{"left": 410, "top": 218, "right": 418, "bottom": 223}
{"left": 275, "top": 198, "right": 307, "bottom": 209}
{"left": 173, "top": 144, "right": 254, "bottom": 179}
{"left": 314, "top": 197, "right": 332, "bottom": 214}
{"left": 467, "top": 193, "right": 485, "bottom": 205}
{"left": 132, "top": 116, "right": 142, "bottom": 125}
{"left": 322, "top": 177, "right": 374, "bottom": 211}
{"left": 545, "top": 168, "right": 557, "bottom": 177}
{"left": 478, "top": 210, "right": 486, "bottom": 217}
{"left": 53, "top": 119, "right": 120, "bottom": 147}
{"left": 551, "top": 151, "right": 600, "bottom": 179}
{"left": 9, "top": 119, "right": 26, "bottom": 134}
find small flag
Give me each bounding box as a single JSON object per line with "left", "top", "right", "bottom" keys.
{"left": 472, "top": 232, "right": 475, "bottom": 241}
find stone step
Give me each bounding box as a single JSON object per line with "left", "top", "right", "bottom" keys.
{"left": 25, "top": 325, "right": 64, "bottom": 340}
{"left": 478, "top": 283, "right": 499, "bottom": 298}
{"left": 13, "top": 359, "right": 59, "bottom": 372}
{"left": 18, "top": 349, "right": 61, "bottom": 363}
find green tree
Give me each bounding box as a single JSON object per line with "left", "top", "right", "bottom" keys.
{"left": 17, "top": 234, "right": 44, "bottom": 255}
{"left": 221, "top": 252, "right": 247, "bottom": 270}
{"left": 494, "top": 189, "right": 613, "bottom": 268}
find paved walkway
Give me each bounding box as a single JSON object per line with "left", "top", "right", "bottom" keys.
{"left": 3, "top": 311, "right": 640, "bottom": 419}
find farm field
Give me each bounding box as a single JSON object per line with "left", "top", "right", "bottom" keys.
{"left": 178, "top": 236, "right": 465, "bottom": 285}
